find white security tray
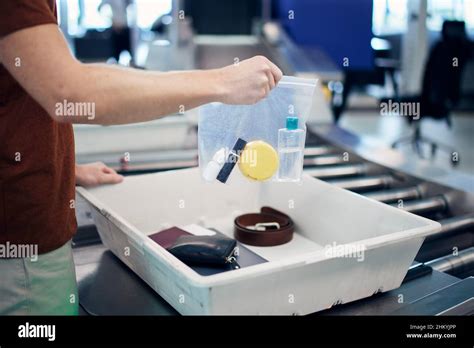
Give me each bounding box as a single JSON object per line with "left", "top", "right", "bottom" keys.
{"left": 76, "top": 167, "right": 440, "bottom": 315}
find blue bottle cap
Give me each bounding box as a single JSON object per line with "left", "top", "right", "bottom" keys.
{"left": 286, "top": 116, "right": 299, "bottom": 130}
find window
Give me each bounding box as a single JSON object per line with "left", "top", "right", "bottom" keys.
{"left": 373, "top": 0, "right": 409, "bottom": 35}
{"left": 373, "top": 0, "right": 474, "bottom": 35}
{"left": 427, "top": 0, "right": 474, "bottom": 31}
{"left": 135, "top": 0, "right": 172, "bottom": 30}
{"left": 66, "top": 0, "right": 110, "bottom": 35}
{"left": 65, "top": 0, "right": 172, "bottom": 35}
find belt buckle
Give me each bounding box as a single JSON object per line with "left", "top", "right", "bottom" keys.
{"left": 246, "top": 222, "right": 281, "bottom": 231}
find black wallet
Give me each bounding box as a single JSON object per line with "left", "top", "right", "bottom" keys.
{"left": 167, "top": 235, "right": 240, "bottom": 269}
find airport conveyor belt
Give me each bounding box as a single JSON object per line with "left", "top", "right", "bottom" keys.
{"left": 301, "top": 130, "right": 474, "bottom": 270}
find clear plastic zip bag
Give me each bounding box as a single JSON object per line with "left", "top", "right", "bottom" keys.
{"left": 198, "top": 76, "right": 316, "bottom": 184}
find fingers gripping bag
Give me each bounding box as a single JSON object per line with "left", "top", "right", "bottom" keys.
{"left": 199, "top": 76, "right": 317, "bottom": 184}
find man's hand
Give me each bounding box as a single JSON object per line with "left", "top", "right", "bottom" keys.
{"left": 75, "top": 162, "right": 124, "bottom": 187}
{"left": 215, "top": 56, "right": 283, "bottom": 105}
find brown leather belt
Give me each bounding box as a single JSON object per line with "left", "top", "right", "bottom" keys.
{"left": 234, "top": 207, "right": 294, "bottom": 246}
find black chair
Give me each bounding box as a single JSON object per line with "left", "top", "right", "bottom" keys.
{"left": 391, "top": 21, "right": 472, "bottom": 165}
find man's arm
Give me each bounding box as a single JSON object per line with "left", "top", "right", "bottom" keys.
{"left": 0, "top": 24, "right": 282, "bottom": 125}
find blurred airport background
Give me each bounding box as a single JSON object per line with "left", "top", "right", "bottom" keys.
{"left": 57, "top": 0, "right": 474, "bottom": 176}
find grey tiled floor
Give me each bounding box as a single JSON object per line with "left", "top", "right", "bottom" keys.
{"left": 339, "top": 111, "right": 474, "bottom": 176}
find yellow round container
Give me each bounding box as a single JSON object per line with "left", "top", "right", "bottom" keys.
{"left": 238, "top": 140, "right": 279, "bottom": 181}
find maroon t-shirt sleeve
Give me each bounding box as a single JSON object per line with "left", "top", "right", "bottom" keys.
{"left": 0, "top": 0, "right": 57, "bottom": 38}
